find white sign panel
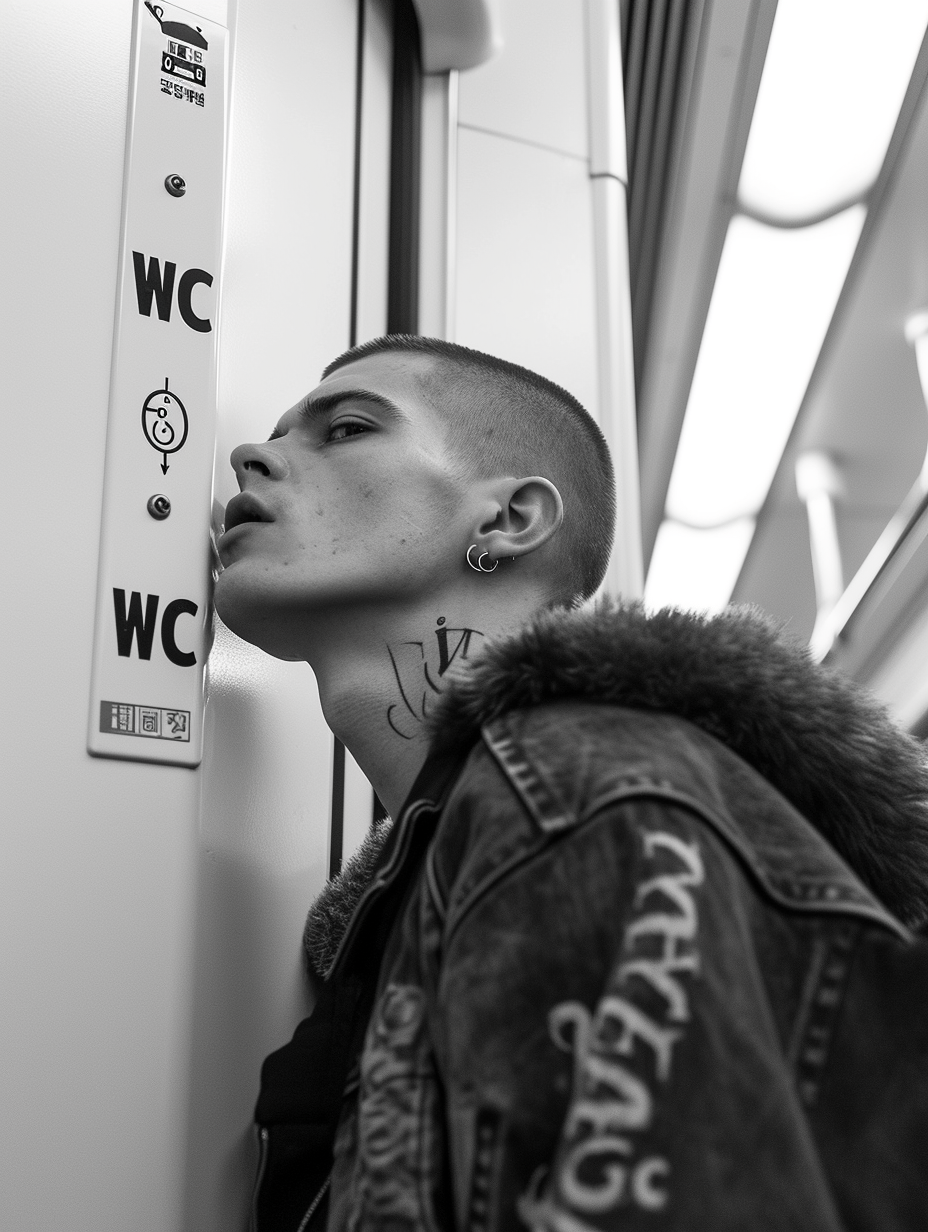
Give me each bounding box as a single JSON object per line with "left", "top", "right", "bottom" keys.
{"left": 88, "top": 1, "right": 227, "bottom": 766}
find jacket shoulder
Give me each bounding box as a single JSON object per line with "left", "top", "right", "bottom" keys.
{"left": 475, "top": 701, "right": 908, "bottom": 939}
{"left": 428, "top": 601, "right": 928, "bottom": 929}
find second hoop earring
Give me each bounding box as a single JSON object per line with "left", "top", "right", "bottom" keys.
{"left": 466, "top": 544, "right": 499, "bottom": 573}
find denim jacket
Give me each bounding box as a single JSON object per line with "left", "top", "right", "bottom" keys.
{"left": 255, "top": 603, "right": 928, "bottom": 1232}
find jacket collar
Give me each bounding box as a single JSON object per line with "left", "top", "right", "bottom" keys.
{"left": 305, "top": 744, "right": 473, "bottom": 979}
{"left": 426, "top": 600, "right": 928, "bottom": 929}
{"left": 306, "top": 600, "right": 928, "bottom": 976}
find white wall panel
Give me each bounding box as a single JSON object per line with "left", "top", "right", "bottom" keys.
{"left": 457, "top": 0, "right": 589, "bottom": 158}
{"left": 188, "top": 0, "right": 360, "bottom": 1225}
{"left": 1, "top": 0, "right": 364, "bottom": 1228}
{"left": 356, "top": 0, "right": 393, "bottom": 346}
{"left": 2, "top": 0, "right": 618, "bottom": 1226}
{"left": 343, "top": 747, "right": 377, "bottom": 861}
{"left": 419, "top": 72, "right": 456, "bottom": 338}
{"left": 1, "top": 2, "right": 197, "bottom": 1230}
{"left": 455, "top": 126, "right": 599, "bottom": 415}
{"left": 183, "top": 626, "right": 335, "bottom": 1230}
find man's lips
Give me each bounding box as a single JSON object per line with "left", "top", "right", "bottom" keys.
{"left": 222, "top": 492, "right": 275, "bottom": 534}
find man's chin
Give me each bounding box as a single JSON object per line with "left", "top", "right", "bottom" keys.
{"left": 213, "top": 572, "right": 300, "bottom": 660}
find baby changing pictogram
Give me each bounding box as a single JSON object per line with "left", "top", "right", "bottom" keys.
{"left": 142, "top": 379, "right": 188, "bottom": 473}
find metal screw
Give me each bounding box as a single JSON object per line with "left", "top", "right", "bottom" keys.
{"left": 164, "top": 174, "right": 186, "bottom": 197}
{"left": 147, "top": 494, "right": 172, "bottom": 520}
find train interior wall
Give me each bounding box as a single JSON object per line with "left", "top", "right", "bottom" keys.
{"left": 1, "top": 0, "right": 606, "bottom": 1228}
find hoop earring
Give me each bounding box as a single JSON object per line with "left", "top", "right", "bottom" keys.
{"left": 466, "top": 544, "right": 498, "bottom": 573}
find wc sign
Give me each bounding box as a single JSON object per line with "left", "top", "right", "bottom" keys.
{"left": 88, "top": 0, "right": 228, "bottom": 767}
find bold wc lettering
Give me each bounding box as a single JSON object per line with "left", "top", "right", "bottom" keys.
{"left": 113, "top": 589, "right": 198, "bottom": 666}
{"left": 177, "top": 267, "right": 213, "bottom": 332}
{"left": 132, "top": 252, "right": 176, "bottom": 321}
{"left": 113, "top": 588, "right": 159, "bottom": 659}
{"left": 161, "top": 598, "right": 199, "bottom": 666}
{"left": 132, "top": 251, "right": 213, "bottom": 332}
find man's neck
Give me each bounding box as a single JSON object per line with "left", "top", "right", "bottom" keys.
{"left": 305, "top": 594, "right": 540, "bottom": 818}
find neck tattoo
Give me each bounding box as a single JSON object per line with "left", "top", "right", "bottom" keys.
{"left": 386, "top": 616, "right": 484, "bottom": 740}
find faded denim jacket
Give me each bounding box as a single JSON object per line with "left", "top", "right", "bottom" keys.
{"left": 255, "top": 604, "right": 928, "bottom": 1232}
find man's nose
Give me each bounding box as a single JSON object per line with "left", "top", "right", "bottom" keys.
{"left": 230, "top": 441, "right": 288, "bottom": 483}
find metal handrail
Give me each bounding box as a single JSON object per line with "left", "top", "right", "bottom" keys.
{"left": 811, "top": 314, "right": 928, "bottom": 664}
{"left": 811, "top": 472, "right": 928, "bottom": 663}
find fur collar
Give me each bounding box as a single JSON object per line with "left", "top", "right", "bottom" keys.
{"left": 306, "top": 602, "right": 928, "bottom": 974}
{"left": 428, "top": 600, "right": 928, "bottom": 928}
{"left": 304, "top": 818, "right": 393, "bottom": 978}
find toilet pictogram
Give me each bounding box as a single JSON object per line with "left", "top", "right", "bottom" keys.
{"left": 145, "top": 2, "right": 209, "bottom": 88}
{"left": 142, "top": 378, "right": 188, "bottom": 473}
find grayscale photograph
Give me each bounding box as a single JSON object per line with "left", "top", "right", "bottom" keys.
{"left": 4, "top": 1, "right": 928, "bottom": 1229}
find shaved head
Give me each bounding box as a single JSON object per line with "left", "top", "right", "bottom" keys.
{"left": 323, "top": 336, "right": 616, "bottom": 602}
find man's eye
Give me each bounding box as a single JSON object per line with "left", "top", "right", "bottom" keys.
{"left": 328, "top": 421, "right": 370, "bottom": 441}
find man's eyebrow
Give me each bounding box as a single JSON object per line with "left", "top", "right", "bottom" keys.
{"left": 300, "top": 389, "right": 406, "bottom": 423}
{"left": 266, "top": 389, "right": 406, "bottom": 441}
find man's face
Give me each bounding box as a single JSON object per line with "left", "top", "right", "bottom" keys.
{"left": 213, "top": 352, "right": 473, "bottom": 657}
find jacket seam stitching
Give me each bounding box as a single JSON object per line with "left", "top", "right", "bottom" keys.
{"left": 425, "top": 842, "right": 448, "bottom": 926}
{"left": 480, "top": 724, "right": 909, "bottom": 941}
{"left": 441, "top": 792, "right": 909, "bottom": 950}
{"left": 790, "top": 922, "right": 859, "bottom": 1108}
{"left": 786, "top": 936, "right": 831, "bottom": 1072}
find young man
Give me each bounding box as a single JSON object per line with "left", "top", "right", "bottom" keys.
{"left": 215, "top": 336, "right": 928, "bottom": 1232}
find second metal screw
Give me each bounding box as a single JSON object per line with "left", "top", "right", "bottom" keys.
{"left": 147, "top": 494, "right": 172, "bottom": 520}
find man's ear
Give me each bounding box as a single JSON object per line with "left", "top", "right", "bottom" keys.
{"left": 474, "top": 476, "right": 564, "bottom": 561}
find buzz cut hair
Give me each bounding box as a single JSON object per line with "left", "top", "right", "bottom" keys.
{"left": 322, "top": 335, "right": 616, "bottom": 603}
